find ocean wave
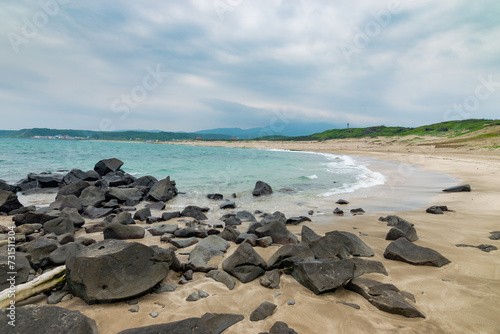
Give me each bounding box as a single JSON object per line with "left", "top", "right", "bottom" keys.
{"left": 305, "top": 174, "right": 318, "bottom": 179}
{"left": 319, "top": 167, "right": 386, "bottom": 197}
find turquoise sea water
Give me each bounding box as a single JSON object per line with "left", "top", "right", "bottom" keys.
{"left": 0, "top": 138, "right": 457, "bottom": 215}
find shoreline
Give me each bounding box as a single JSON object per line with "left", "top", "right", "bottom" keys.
{"left": 1, "top": 139, "right": 499, "bottom": 333}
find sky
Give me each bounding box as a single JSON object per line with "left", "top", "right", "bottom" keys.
{"left": 1, "top": 0, "right": 499, "bottom": 132}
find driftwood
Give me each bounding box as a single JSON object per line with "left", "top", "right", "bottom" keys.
{"left": 0, "top": 265, "right": 66, "bottom": 308}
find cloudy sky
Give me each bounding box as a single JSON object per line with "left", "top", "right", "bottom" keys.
{"left": 1, "top": 0, "right": 499, "bottom": 132}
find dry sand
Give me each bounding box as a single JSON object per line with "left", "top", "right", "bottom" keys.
{"left": 3, "top": 137, "right": 500, "bottom": 333}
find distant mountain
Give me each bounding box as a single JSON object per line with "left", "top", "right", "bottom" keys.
{"left": 195, "top": 122, "right": 339, "bottom": 139}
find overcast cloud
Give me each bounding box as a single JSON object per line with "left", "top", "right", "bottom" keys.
{"left": 1, "top": 0, "right": 499, "bottom": 132}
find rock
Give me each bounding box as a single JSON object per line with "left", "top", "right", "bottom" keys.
{"left": 206, "top": 270, "right": 236, "bottom": 290}
{"left": 292, "top": 258, "right": 355, "bottom": 294}
{"left": 236, "top": 233, "right": 258, "bottom": 246}
{"left": 255, "top": 221, "right": 298, "bottom": 245}
{"left": 222, "top": 242, "right": 268, "bottom": 283}
{"left": 252, "top": 181, "right": 273, "bottom": 196}
{"left": 267, "top": 243, "right": 315, "bottom": 270}
{"left": 384, "top": 238, "right": 451, "bottom": 267}
{"left": 48, "top": 242, "right": 86, "bottom": 265}
{"left": 146, "top": 201, "right": 166, "bottom": 211}
{"left": 346, "top": 277, "right": 425, "bottom": 318}
{"left": 307, "top": 231, "right": 352, "bottom": 260}
{"left": 287, "top": 300, "right": 295, "bottom": 306}
{"left": 207, "top": 193, "right": 224, "bottom": 200}
{"left": 224, "top": 216, "right": 242, "bottom": 226}
{"left": 336, "top": 231, "right": 374, "bottom": 257}
{"left": 147, "top": 176, "right": 178, "bottom": 202}
{"left": 426, "top": 205, "right": 450, "bottom": 214}
{"left": 181, "top": 206, "right": 208, "bottom": 220}
{"left": 60, "top": 207, "right": 86, "bottom": 228}
{"left": 260, "top": 269, "right": 281, "bottom": 289}
{"left": 0, "top": 190, "right": 24, "bottom": 213}
{"left": 386, "top": 219, "right": 418, "bottom": 242}
{"left": 489, "top": 231, "right": 500, "bottom": 240}
{"left": 261, "top": 211, "right": 287, "bottom": 225}
{"left": 94, "top": 158, "right": 124, "bottom": 176}
{"left": 27, "top": 172, "right": 65, "bottom": 188}
{"left": 85, "top": 170, "right": 100, "bottom": 181}
{"left": 443, "top": 184, "right": 471, "bottom": 192}
{"left": 66, "top": 239, "right": 170, "bottom": 304}
{"left": 133, "top": 207, "right": 151, "bottom": 221}
{"left": 44, "top": 217, "right": 76, "bottom": 236}
{"left": 337, "top": 301, "right": 360, "bottom": 310}
{"left": 130, "top": 175, "right": 158, "bottom": 192}
{"left": 109, "top": 212, "right": 133, "bottom": 225}
{"left": 79, "top": 186, "right": 106, "bottom": 208}
{"left": 219, "top": 225, "right": 240, "bottom": 243}
{"left": 236, "top": 210, "right": 257, "bottom": 222}
{"left": 13, "top": 211, "right": 59, "bottom": 226}
{"left": 285, "top": 216, "right": 311, "bottom": 225}
{"left": 188, "top": 235, "right": 230, "bottom": 272}
{"left": 161, "top": 211, "right": 181, "bottom": 221}
{"left": 0, "top": 179, "right": 15, "bottom": 192}
{"left": 350, "top": 208, "right": 365, "bottom": 215}
{"left": 250, "top": 301, "right": 277, "bottom": 321}
{"left": 301, "top": 225, "right": 321, "bottom": 244}
{"left": 0, "top": 252, "right": 30, "bottom": 290}
{"left": 116, "top": 313, "right": 244, "bottom": 334}
{"left": 9, "top": 205, "right": 36, "bottom": 215}
{"left": 256, "top": 236, "right": 273, "bottom": 248}
{"left": 57, "top": 233, "right": 75, "bottom": 245}
{"left": 106, "top": 187, "right": 142, "bottom": 204}
{"left": 47, "top": 289, "right": 71, "bottom": 304}
{"left": 174, "top": 227, "right": 195, "bottom": 238}
{"left": 103, "top": 223, "right": 145, "bottom": 240}
{"left": 14, "top": 223, "right": 43, "bottom": 235}
{"left": 220, "top": 200, "right": 236, "bottom": 209}
{"left": 63, "top": 169, "right": 92, "bottom": 184}
{"left": 336, "top": 199, "right": 349, "bottom": 205}
{"left": 26, "top": 237, "right": 59, "bottom": 269}
{"left": 82, "top": 206, "right": 113, "bottom": 219}
{"left": 379, "top": 215, "right": 411, "bottom": 226}
{"left": 149, "top": 312, "right": 159, "bottom": 318}
{"left": 186, "top": 291, "right": 200, "bottom": 301}
{"left": 351, "top": 258, "right": 388, "bottom": 277}
{"left": 154, "top": 284, "right": 176, "bottom": 293}
{"left": 269, "top": 321, "right": 299, "bottom": 334}
{"left": 333, "top": 207, "right": 344, "bottom": 215}
{"left": 170, "top": 237, "right": 199, "bottom": 249}
{"left": 150, "top": 246, "right": 182, "bottom": 271}
{"left": 476, "top": 244, "right": 497, "bottom": 252}
{"left": 103, "top": 171, "right": 136, "bottom": 187}
{"left": 0, "top": 305, "right": 97, "bottom": 334}
{"left": 128, "top": 306, "right": 139, "bottom": 312}
{"left": 149, "top": 223, "right": 178, "bottom": 236}
{"left": 57, "top": 180, "right": 91, "bottom": 198}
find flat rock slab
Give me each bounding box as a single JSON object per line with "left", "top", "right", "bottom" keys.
{"left": 292, "top": 259, "right": 355, "bottom": 295}
{"left": 456, "top": 244, "right": 498, "bottom": 253}
{"left": 443, "top": 184, "right": 471, "bottom": 192}
{"left": 188, "top": 235, "right": 230, "bottom": 272}
{"left": 347, "top": 277, "right": 425, "bottom": 318}
{"left": 103, "top": 223, "right": 145, "bottom": 240}
{"left": 117, "top": 313, "right": 244, "bottom": 334}
{"left": 0, "top": 305, "right": 97, "bottom": 334}
{"left": 250, "top": 301, "right": 277, "bottom": 321}
{"left": 206, "top": 270, "right": 236, "bottom": 290}
{"left": 384, "top": 238, "right": 451, "bottom": 267}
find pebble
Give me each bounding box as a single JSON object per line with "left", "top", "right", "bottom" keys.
{"left": 128, "top": 306, "right": 139, "bottom": 313}
{"left": 149, "top": 312, "right": 158, "bottom": 318}
{"left": 287, "top": 299, "right": 295, "bottom": 305}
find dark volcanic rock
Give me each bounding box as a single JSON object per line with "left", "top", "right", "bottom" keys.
{"left": 219, "top": 225, "right": 240, "bottom": 243}
{"left": 224, "top": 216, "right": 242, "bottom": 226}
{"left": 146, "top": 201, "right": 166, "bottom": 211}
{"left": 0, "top": 190, "right": 23, "bottom": 214}
{"left": 111, "top": 212, "right": 135, "bottom": 225}
{"left": 79, "top": 186, "right": 106, "bottom": 208}
{"left": 188, "top": 235, "right": 230, "bottom": 272}
{"left": 292, "top": 259, "right": 355, "bottom": 294}
{"left": 149, "top": 223, "right": 178, "bottom": 236}
{"left": 133, "top": 207, "right": 151, "bottom": 221}
{"left": 0, "top": 253, "right": 30, "bottom": 290}
{"left": 206, "top": 270, "right": 236, "bottom": 290}
{"left": 103, "top": 223, "right": 145, "bottom": 240}
{"left": 346, "top": 277, "right": 425, "bottom": 318}
{"left": 181, "top": 206, "right": 208, "bottom": 220}
{"left": 267, "top": 243, "right": 315, "bottom": 270}
{"left": 286, "top": 216, "right": 312, "bottom": 225}
{"left": 489, "top": 231, "right": 500, "bottom": 240}
{"left": 0, "top": 305, "right": 97, "bottom": 334}
{"left": 0, "top": 179, "right": 15, "bottom": 192}
{"left": 220, "top": 200, "right": 236, "bottom": 209}
{"left": 129, "top": 175, "right": 158, "bottom": 192}
{"left": 57, "top": 180, "right": 91, "bottom": 198}
{"left": 260, "top": 269, "right": 282, "bottom": 289}
{"left": 426, "top": 205, "right": 450, "bottom": 214}
{"left": 117, "top": 313, "right": 244, "bottom": 334}
{"left": 384, "top": 238, "right": 451, "bottom": 267}
{"left": 386, "top": 219, "right": 418, "bottom": 242}
{"left": 82, "top": 206, "right": 113, "bottom": 219}
{"left": 52, "top": 194, "right": 82, "bottom": 212}
{"left": 27, "top": 172, "right": 64, "bottom": 188}
{"left": 252, "top": 181, "right": 273, "bottom": 196}
{"left": 336, "top": 231, "right": 374, "bottom": 257}
{"left": 301, "top": 225, "right": 321, "bottom": 244}
{"left": 147, "top": 176, "right": 178, "bottom": 202}
{"left": 236, "top": 233, "right": 258, "bottom": 246}
{"left": 236, "top": 210, "right": 257, "bottom": 222}
{"left": 48, "top": 242, "right": 86, "bottom": 265}
{"left": 269, "top": 321, "right": 299, "bottom": 334}
{"left": 103, "top": 171, "right": 136, "bottom": 187}
{"left": 94, "top": 158, "right": 124, "bottom": 176}
{"left": 170, "top": 237, "right": 198, "bottom": 249}
{"left": 336, "top": 199, "right": 349, "bottom": 205}
{"left": 106, "top": 187, "right": 142, "bottom": 204}
{"left": 161, "top": 211, "right": 181, "bottom": 221}
{"left": 207, "top": 193, "right": 224, "bottom": 200}
{"left": 333, "top": 207, "right": 344, "bottom": 215}
{"left": 255, "top": 221, "right": 298, "bottom": 245}
{"left": 307, "top": 231, "right": 352, "bottom": 260}
{"left": 13, "top": 211, "right": 58, "bottom": 226}
{"left": 351, "top": 258, "right": 388, "bottom": 277}
{"left": 43, "top": 217, "right": 76, "bottom": 236}
{"left": 60, "top": 207, "right": 85, "bottom": 228}
{"left": 222, "top": 242, "right": 267, "bottom": 283}
{"left": 63, "top": 169, "right": 91, "bottom": 184}
{"left": 66, "top": 239, "right": 170, "bottom": 304}
{"left": 26, "top": 237, "right": 59, "bottom": 269}
{"left": 443, "top": 184, "right": 471, "bottom": 192}
{"left": 350, "top": 208, "right": 365, "bottom": 215}
{"left": 250, "top": 301, "right": 276, "bottom": 322}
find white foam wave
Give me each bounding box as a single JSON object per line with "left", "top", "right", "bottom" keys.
{"left": 306, "top": 174, "right": 318, "bottom": 179}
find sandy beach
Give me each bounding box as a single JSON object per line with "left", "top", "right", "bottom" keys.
{"left": 2, "top": 136, "right": 499, "bottom": 334}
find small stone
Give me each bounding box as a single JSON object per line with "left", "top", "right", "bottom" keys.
{"left": 287, "top": 299, "right": 295, "bottom": 305}
{"left": 198, "top": 290, "right": 209, "bottom": 298}
{"left": 154, "top": 285, "right": 176, "bottom": 293}
{"left": 274, "top": 292, "right": 282, "bottom": 298}
{"left": 149, "top": 312, "right": 158, "bottom": 318}
{"left": 127, "top": 300, "right": 139, "bottom": 305}
{"left": 186, "top": 291, "right": 200, "bottom": 301}
{"left": 128, "top": 306, "right": 139, "bottom": 313}
{"left": 336, "top": 301, "right": 360, "bottom": 310}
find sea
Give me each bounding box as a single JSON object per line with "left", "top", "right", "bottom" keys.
{"left": 0, "top": 138, "right": 458, "bottom": 218}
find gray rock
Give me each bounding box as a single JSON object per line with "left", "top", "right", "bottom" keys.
{"left": 252, "top": 181, "right": 273, "bottom": 196}
{"left": 62, "top": 169, "right": 91, "bottom": 185}
{"left": 292, "top": 259, "right": 355, "bottom": 294}
{"left": 111, "top": 212, "right": 135, "bottom": 225}
{"left": 207, "top": 193, "right": 223, "bottom": 200}
{"left": 336, "top": 302, "right": 360, "bottom": 310}
{"left": 220, "top": 201, "right": 236, "bottom": 209}
{"left": 269, "top": 321, "right": 298, "bottom": 334}
{"left": 47, "top": 289, "right": 71, "bottom": 304}
{"left": 301, "top": 225, "right": 321, "bottom": 244}
{"left": 336, "top": 231, "right": 375, "bottom": 257}
{"left": 106, "top": 187, "right": 142, "bottom": 204}
{"left": 250, "top": 301, "right": 276, "bottom": 321}
{"left": 0, "top": 305, "right": 97, "bottom": 334}
{"left": 260, "top": 269, "right": 281, "bottom": 289}
{"left": 161, "top": 211, "right": 181, "bottom": 221}
{"left": 222, "top": 242, "right": 267, "bottom": 283}
{"left": 256, "top": 236, "right": 273, "bottom": 248}
{"left": 187, "top": 235, "right": 230, "bottom": 272}
{"left": 154, "top": 284, "right": 176, "bottom": 293}
{"left": 307, "top": 231, "right": 352, "bottom": 260}
{"left": 384, "top": 238, "right": 451, "bottom": 267}
{"left": 386, "top": 218, "right": 418, "bottom": 242}
{"left": 351, "top": 258, "right": 388, "bottom": 277}
{"left": 147, "top": 176, "right": 178, "bottom": 202}
{"left": 266, "top": 243, "right": 315, "bottom": 270}
{"left": 346, "top": 277, "right": 425, "bottom": 318}
{"left": 103, "top": 223, "right": 145, "bottom": 240}
{"left": 133, "top": 207, "right": 151, "bottom": 221}
{"left": 255, "top": 221, "right": 298, "bottom": 245}
{"left": 333, "top": 207, "right": 344, "bottom": 215}
{"left": 236, "top": 210, "right": 257, "bottom": 222}
{"left": 218, "top": 225, "right": 240, "bottom": 243}
{"left": 146, "top": 201, "right": 166, "bottom": 211}
{"left": 285, "top": 216, "right": 312, "bottom": 225}
{"left": 27, "top": 172, "right": 64, "bottom": 188}
{"left": 94, "top": 158, "right": 124, "bottom": 176}
{"left": 79, "top": 186, "right": 105, "bottom": 208}
{"left": 336, "top": 199, "right": 349, "bottom": 205}
{"left": 149, "top": 223, "right": 178, "bottom": 236}
{"left": 66, "top": 239, "right": 170, "bottom": 304}
{"left": 206, "top": 270, "right": 236, "bottom": 290}
{"left": 26, "top": 237, "right": 59, "bottom": 269}
{"left": 130, "top": 175, "right": 158, "bottom": 192}
{"left": 44, "top": 217, "right": 76, "bottom": 236}
{"left": 186, "top": 291, "right": 200, "bottom": 301}
{"left": 350, "top": 208, "right": 365, "bottom": 214}
{"left": 56, "top": 232, "right": 74, "bottom": 244}
{"left": 13, "top": 211, "right": 58, "bottom": 226}
{"left": 82, "top": 206, "right": 113, "bottom": 219}
{"left": 128, "top": 305, "right": 139, "bottom": 312}
{"left": 149, "top": 312, "right": 158, "bottom": 318}
{"left": 181, "top": 206, "right": 208, "bottom": 220}
{"left": 170, "top": 237, "right": 199, "bottom": 249}
{"left": 443, "top": 184, "right": 471, "bottom": 192}
{"left": 236, "top": 233, "right": 258, "bottom": 246}
{"left": 60, "top": 207, "right": 86, "bottom": 228}
{"left": 14, "top": 223, "right": 42, "bottom": 235}
{"left": 0, "top": 252, "right": 30, "bottom": 290}
{"left": 489, "top": 231, "right": 500, "bottom": 240}
{"left": 48, "top": 242, "right": 86, "bottom": 265}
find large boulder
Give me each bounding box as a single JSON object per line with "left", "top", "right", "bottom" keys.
{"left": 82, "top": 206, "right": 113, "bottom": 219}
{"left": 60, "top": 207, "right": 86, "bottom": 228}
{"left": 110, "top": 212, "right": 135, "bottom": 225}
{"left": 269, "top": 321, "right": 299, "bottom": 334}
{"left": 351, "top": 258, "right": 388, "bottom": 277}
{"left": 27, "top": 172, "right": 64, "bottom": 188}
{"left": 102, "top": 171, "right": 136, "bottom": 187}
{"left": 0, "top": 252, "right": 30, "bottom": 290}
{"left": 103, "top": 223, "right": 145, "bottom": 240}
{"left": 236, "top": 210, "right": 257, "bottom": 222}
{"left": 384, "top": 238, "right": 451, "bottom": 267}
{"left": 222, "top": 242, "right": 267, "bottom": 283}
{"left": 13, "top": 210, "right": 59, "bottom": 226}
{"left": 336, "top": 231, "right": 374, "bottom": 257}
{"left": 133, "top": 207, "right": 151, "bottom": 221}
{"left": 385, "top": 219, "right": 418, "bottom": 242}
{"left": 94, "top": 158, "right": 124, "bottom": 176}
{"left": 0, "top": 179, "right": 15, "bottom": 192}
{"left": 147, "top": 176, "right": 178, "bottom": 202}
{"left": 66, "top": 239, "right": 170, "bottom": 304}
{"left": 252, "top": 181, "right": 273, "bottom": 196}
{"left": 267, "top": 243, "right": 315, "bottom": 270}
{"left": 181, "top": 205, "right": 208, "bottom": 220}
{"left": 0, "top": 305, "right": 97, "bottom": 334}
{"left": 0, "top": 190, "right": 23, "bottom": 214}
{"left": 48, "top": 242, "right": 86, "bottom": 265}
{"left": 292, "top": 259, "right": 355, "bottom": 294}
{"left": 188, "top": 235, "right": 230, "bottom": 272}
{"left": 301, "top": 225, "right": 321, "bottom": 244}
{"left": 63, "top": 169, "right": 91, "bottom": 184}
{"left": 129, "top": 175, "right": 158, "bottom": 192}
{"left": 149, "top": 223, "right": 178, "bottom": 236}
{"left": 43, "top": 217, "right": 76, "bottom": 235}
{"left": 57, "top": 180, "right": 91, "bottom": 199}
{"left": 206, "top": 270, "right": 236, "bottom": 290}
{"left": 250, "top": 301, "right": 276, "bottom": 322}
{"left": 26, "top": 237, "right": 60, "bottom": 269}
{"left": 346, "top": 277, "right": 425, "bottom": 318}
{"left": 106, "top": 187, "right": 142, "bottom": 204}
{"left": 255, "top": 221, "right": 298, "bottom": 245}
{"left": 117, "top": 313, "right": 244, "bottom": 334}
{"left": 443, "top": 184, "right": 471, "bottom": 192}
{"left": 306, "top": 231, "right": 352, "bottom": 260}
{"left": 79, "top": 186, "right": 106, "bottom": 207}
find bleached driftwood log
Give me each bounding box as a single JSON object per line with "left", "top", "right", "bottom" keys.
{"left": 0, "top": 265, "right": 66, "bottom": 308}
